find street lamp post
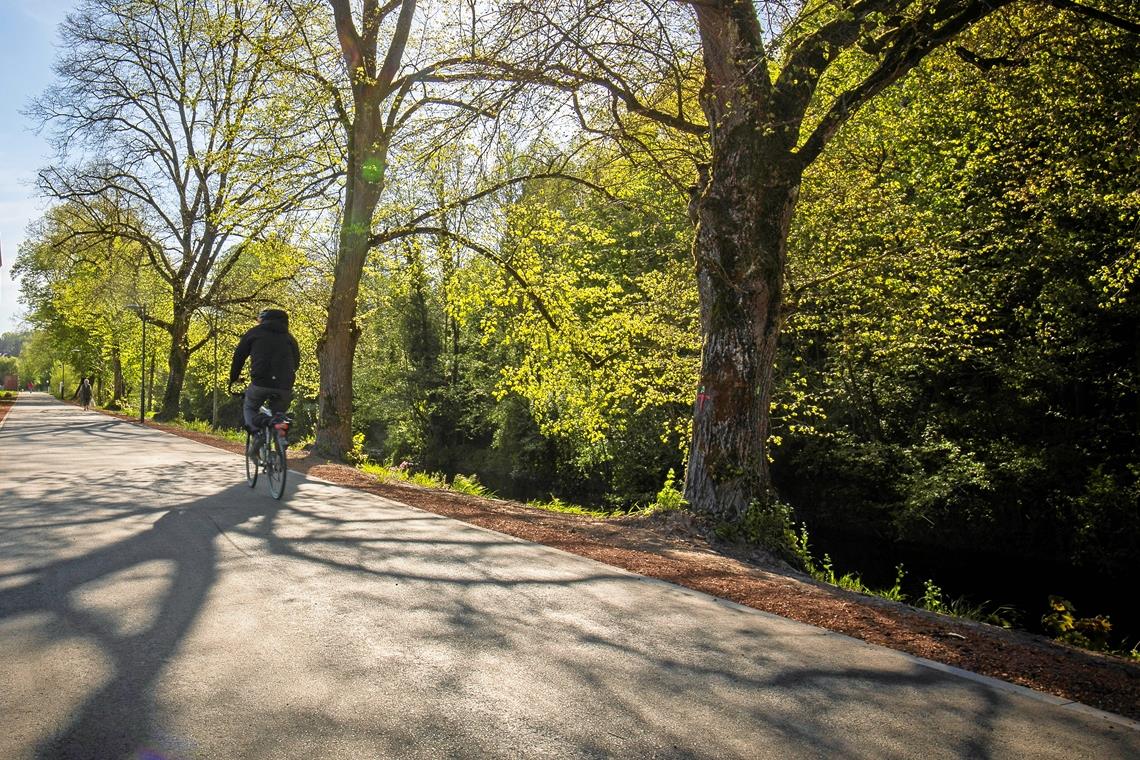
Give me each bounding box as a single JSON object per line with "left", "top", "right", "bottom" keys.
{"left": 211, "top": 307, "right": 220, "bottom": 427}
{"left": 127, "top": 304, "right": 147, "bottom": 422}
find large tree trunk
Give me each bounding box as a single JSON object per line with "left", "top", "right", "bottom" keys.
{"left": 684, "top": 161, "right": 800, "bottom": 522}
{"left": 111, "top": 349, "right": 125, "bottom": 405}
{"left": 314, "top": 213, "right": 369, "bottom": 458}
{"left": 314, "top": 115, "right": 385, "bottom": 458}
{"left": 156, "top": 314, "right": 191, "bottom": 421}
{"left": 683, "top": 5, "right": 802, "bottom": 523}
{"left": 313, "top": 0, "right": 416, "bottom": 459}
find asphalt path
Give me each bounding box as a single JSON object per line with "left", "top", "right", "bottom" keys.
{"left": 1, "top": 392, "right": 1137, "bottom": 759}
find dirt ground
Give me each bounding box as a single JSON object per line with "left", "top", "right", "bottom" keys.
{"left": 8, "top": 399, "right": 1139, "bottom": 722}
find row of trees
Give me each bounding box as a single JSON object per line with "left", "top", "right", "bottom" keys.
{"left": 12, "top": 0, "right": 1139, "bottom": 615}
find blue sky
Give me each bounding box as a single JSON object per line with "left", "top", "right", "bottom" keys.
{"left": 0, "top": 0, "right": 75, "bottom": 333}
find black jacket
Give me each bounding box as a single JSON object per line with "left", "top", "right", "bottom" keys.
{"left": 229, "top": 314, "right": 301, "bottom": 390}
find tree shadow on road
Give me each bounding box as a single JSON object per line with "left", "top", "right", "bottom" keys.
{"left": 0, "top": 462, "right": 278, "bottom": 758}
{"left": 1, "top": 399, "right": 1136, "bottom": 759}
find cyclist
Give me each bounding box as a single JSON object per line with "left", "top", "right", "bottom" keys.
{"left": 229, "top": 308, "right": 301, "bottom": 459}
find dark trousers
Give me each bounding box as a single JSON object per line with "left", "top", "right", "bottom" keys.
{"left": 243, "top": 384, "right": 292, "bottom": 432}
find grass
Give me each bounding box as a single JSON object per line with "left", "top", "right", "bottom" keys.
{"left": 173, "top": 418, "right": 246, "bottom": 443}
{"left": 450, "top": 473, "right": 495, "bottom": 498}
{"left": 524, "top": 496, "right": 613, "bottom": 518}
{"left": 362, "top": 461, "right": 611, "bottom": 515}
{"left": 361, "top": 463, "right": 448, "bottom": 489}
{"left": 362, "top": 463, "right": 451, "bottom": 489}
{"left": 792, "top": 524, "right": 1020, "bottom": 629}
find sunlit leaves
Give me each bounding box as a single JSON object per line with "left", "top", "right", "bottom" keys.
{"left": 451, "top": 151, "right": 698, "bottom": 467}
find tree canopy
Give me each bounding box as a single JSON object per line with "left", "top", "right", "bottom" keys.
{"left": 14, "top": 0, "right": 1139, "bottom": 636}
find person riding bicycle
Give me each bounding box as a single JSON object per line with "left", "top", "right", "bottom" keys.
{"left": 229, "top": 308, "right": 301, "bottom": 459}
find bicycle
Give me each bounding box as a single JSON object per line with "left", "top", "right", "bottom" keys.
{"left": 231, "top": 384, "right": 292, "bottom": 500}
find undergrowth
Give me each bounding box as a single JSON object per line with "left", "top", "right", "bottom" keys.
{"left": 525, "top": 496, "right": 613, "bottom": 518}
{"left": 631, "top": 469, "right": 687, "bottom": 516}
{"left": 174, "top": 418, "right": 246, "bottom": 443}
{"left": 792, "top": 524, "right": 1019, "bottom": 629}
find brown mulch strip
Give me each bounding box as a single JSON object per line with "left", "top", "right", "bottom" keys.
{"left": 59, "top": 405, "right": 1140, "bottom": 722}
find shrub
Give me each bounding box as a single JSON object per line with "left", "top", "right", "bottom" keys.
{"left": 729, "top": 498, "right": 798, "bottom": 561}
{"left": 645, "top": 469, "right": 686, "bottom": 514}
{"left": 1042, "top": 596, "right": 1113, "bottom": 651}
{"left": 452, "top": 473, "right": 495, "bottom": 498}
{"left": 921, "top": 579, "right": 946, "bottom": 613}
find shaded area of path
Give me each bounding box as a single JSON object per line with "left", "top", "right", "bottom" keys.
{"left": 1, "top": 393, "right": 1137, "bottom": 759}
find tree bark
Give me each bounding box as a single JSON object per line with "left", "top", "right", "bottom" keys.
{"left": 313, "top": 0, "right": 415, "bottom": 459}
{"left": 314, "top": 187, "right": 376, "bottom": 457}
{"left": 111, "top": 350, "right": 125, "bottom": 405}
{"left": 156, "top": 313, "right": 191, "bottom": 421}
{"left": 314, "top": 110, "right": 386, "bottom": 457}
{"left": 683, "top": 3, "right": 802, "bottom": 522}
{"left": 679, "top": 0, "right": 1017, "bottom": 523}
{"left": 684, "top": 163, "right": 801, "bottom": 521}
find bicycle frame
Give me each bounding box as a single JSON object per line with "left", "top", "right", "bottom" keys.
{"left": 246, "top": 402, "right": 291, "bottom": 500}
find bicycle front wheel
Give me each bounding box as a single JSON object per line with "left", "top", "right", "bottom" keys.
{"left": 245, "top": 430, "right": 258, "bottom": 488}
{"left": 266, "top": 432, "right": 287, "bottom": 500}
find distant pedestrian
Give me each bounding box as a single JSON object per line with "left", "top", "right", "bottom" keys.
{"left": 73, "top": 377, "right": 94, "bottom": 410}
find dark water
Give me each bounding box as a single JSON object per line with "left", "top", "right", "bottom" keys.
{"left": 808, "top": 526, "right": 1139, "bottom": 646}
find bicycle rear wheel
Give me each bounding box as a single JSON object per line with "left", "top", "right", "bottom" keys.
{"left": 245, "top": 429, "right": 258, "bottom": 487}
{"left": 266, "top": 432, "right": 287, "bottom": 500}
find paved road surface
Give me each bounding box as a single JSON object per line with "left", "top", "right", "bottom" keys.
{"left": 1, "top": 393, "right": 1137, "bottom": 759}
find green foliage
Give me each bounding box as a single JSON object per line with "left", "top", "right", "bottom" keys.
{"left": 1042, "top": 596, "right": 1113, "bottom": 652}
{"left": 348, "top": 432, "right": 368, "bottom": 464}
{"left": 920, "top": 580, "right": 946, "bottom": 614}
{"left": 451, "top": 473, "right": 495, "bottom": 498}
{"left": 793, "top": 527, "right": 910, "bottom": 602}
{"left": 775, "top": 6, "right": 1140, "bottom": 598}
{"left": 792, "top": 525, "right": 822, "bottom": 578}
{"left": 361, "top": 462, "right": 450, "bottom": 490}
{"left": 643, "top": 468, "right": 686, "bottom": 514}
{"left": 450, "top": 150, "right": 698, "bottom": 477}
{"left": 948, "top": 600, "right": 1021, "bottom": 631}
{"left": 359, "top": 461, "right": 392, "bottom": 479}
{"left": 714, "top": 499, "right": 799, "bottom": 563}
{"left": 524, "top": 497, "right": 613, "bottom": 519}
{"left": 409, "top": 471, "right": 449, "bottom": 489}
{"left": 0, "top": 332, "right": 29, "bottom": 357}
{"left": 168, "top": 418, "right": 246, "bottom": 445}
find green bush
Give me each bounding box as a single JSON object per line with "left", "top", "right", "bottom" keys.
{"left": 734, "top": 498, "right": 798, "bottom": 561}
{"left": 644, "top": 468, "right": 686, "bottom": 514}
{"left": 451, "top": 473, "right": 495, "bottom": 498}
{"left": 920, "top": 579, "right": 946, "bottom": 614}
{"left": 1042, "top": 596, "right": 1113, "bottom": 651}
